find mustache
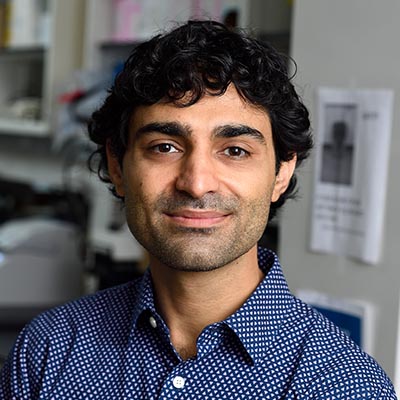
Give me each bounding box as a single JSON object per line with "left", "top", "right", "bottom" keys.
{"left": 155, "top": 193, "right": 239, "bottom": 213}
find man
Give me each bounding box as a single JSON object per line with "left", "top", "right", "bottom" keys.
{"left": 0, "top": 20, "right": 396, "bottom": 399}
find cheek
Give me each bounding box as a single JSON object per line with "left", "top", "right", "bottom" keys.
{"left": 238, "top": 176, "right": 276, "bottom": 227}
{"left": 124, "top": 178, "right": 145, "bottom": 205}
{"left": 123, "top": 172, "right": 159, "bottom": 218}
{"left": 225, "top": 167, "right": 275, "bottom": 201}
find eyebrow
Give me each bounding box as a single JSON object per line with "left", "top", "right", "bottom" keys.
{"left": 133, "top": 121, "right": 266, "bottom": 144}
{"left": 134, "top": 122, "right": 192, "bottom": 139}
{"left": 214, "top": 124, "right": 266, "bottom": 144}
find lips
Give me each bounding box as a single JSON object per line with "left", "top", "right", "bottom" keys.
{"left": 165, "top": 209, "right": 231, "bottom": 228}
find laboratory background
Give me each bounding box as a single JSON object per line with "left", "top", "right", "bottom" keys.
{"left": 0, "top": 0, "right": 399, "bottom": 392}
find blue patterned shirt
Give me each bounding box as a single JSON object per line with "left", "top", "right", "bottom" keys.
{"left": 0, "top": 248, "right": 396, "bottom": 399}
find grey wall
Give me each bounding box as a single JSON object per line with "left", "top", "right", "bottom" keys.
{"left": 281, "top": 0, "right": 400, "bottom": 381}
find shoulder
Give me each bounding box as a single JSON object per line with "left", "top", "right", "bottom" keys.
{"left": 289, "top": 298, "right": 396, "bottom": 399}
{"left": 0, "top": 279, "right": 142, "bottom": 399}
{"left": 29, "top": 278, "right": 141, "bottom": 336}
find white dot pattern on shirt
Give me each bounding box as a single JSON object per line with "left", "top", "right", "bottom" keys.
{"left": 0, "top": 248, "right": 396, "bottom": 399}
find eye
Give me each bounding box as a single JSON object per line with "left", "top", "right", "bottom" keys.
{"left": 223, "top": 146, "right": 250, "bottom": 158}
{"left": 151, "top": 143, "right": 179, "bottom": 153}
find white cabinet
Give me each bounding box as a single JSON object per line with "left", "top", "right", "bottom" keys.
{"left": 0, "top": 0, "right": 85, "bottom": 137}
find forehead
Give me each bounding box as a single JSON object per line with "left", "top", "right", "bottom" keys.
{"left": 130, "top": 85, "right": 272, "bottom": 137}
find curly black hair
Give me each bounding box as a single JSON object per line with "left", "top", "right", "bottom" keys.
{"left": 88, "top": 20, "right": 312, "bottom": 220}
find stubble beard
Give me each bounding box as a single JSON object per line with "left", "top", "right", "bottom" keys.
{"left": 125, "top": 192, "right": 270, "bottom": 272}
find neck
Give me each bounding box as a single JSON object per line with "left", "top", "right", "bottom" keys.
{"left": 150, "top": 246, "right": 264, "bottom": 360}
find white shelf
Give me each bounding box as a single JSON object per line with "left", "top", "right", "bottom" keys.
{"left": 0, "top": 0, "right": 85, "bottom": 138}
{"left": 0, "top": 118, "right": 49, "bottom": 137}
{"left": 0, "top": 46, "right": 45, "bottom": 60}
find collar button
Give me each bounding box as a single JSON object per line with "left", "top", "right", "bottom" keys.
{"left": 149, "top": 316, "right": 157, "bottom": 328}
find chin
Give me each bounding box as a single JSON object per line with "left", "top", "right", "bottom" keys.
{"left": 150, "top": 242, "right": 253, "bottom": 273}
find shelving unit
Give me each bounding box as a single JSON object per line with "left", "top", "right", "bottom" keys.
{"left": 0, "top": 0, "right": 85, "bottom": 137}
{"left": 83, "top": 0, "right": 292, "bottom": 71}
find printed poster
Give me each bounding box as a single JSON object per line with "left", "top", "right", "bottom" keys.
{"left": 310, "top": 88, "right": 394, "bottom": 264}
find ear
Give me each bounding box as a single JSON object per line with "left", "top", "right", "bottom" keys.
{"left": 271, "top": 154, "right": 297, "bottom": 202}
{"left": 106, "top": 141, "right": 125, "bottom": 197}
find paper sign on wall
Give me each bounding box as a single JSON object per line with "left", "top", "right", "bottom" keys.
{"left": 310, "top": 88, "right": 394, "bottom": 264}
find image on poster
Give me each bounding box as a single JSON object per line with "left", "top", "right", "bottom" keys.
{"left": 320, "top": 103, "right": 357, "bottom": 186}
{"left": 310, "top": 87, "right": 393, "bottom": 264}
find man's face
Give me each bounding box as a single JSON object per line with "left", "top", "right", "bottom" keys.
{"left": 108, "top": 85, "right": 295, "bottom": 272}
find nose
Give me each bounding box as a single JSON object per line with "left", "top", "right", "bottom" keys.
{"left": 175, "top": 150, "right": 220, "bottom": 198}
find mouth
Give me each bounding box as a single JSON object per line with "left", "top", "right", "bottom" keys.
{"left": 164, "top": 209, "right": 231, "bottom": 229}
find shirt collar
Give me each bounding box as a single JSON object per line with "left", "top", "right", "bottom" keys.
{"left": 131, "top": 247, "right": 295, "bottom": 364}
{"left": 224, "top": 247, "right": 296, "bottom": 364}
{"left": 131, "top": 268, "right": 157, "bottom": 327}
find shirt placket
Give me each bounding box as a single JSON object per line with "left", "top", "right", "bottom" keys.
{"left": 156, "top": 323, "right": 225, "bottom": 399}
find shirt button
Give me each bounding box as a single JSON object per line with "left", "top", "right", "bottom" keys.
{"left": 172, "top": 376, "right": 186, "bottom": 389}
{"left": 149, "top": 316, "right": 157, "bottom": 328}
